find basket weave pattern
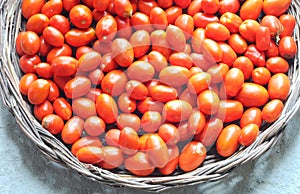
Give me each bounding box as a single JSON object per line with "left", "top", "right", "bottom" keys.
{"left": 0, "top": 0, "right": 300, "bottom": 192}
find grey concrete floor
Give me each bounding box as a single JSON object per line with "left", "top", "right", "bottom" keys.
{"left": 0, "top": 98, "right": 300, "bottom": 194}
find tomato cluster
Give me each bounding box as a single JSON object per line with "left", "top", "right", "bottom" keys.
{"left": 17, "top": 0, "right": 297, "bottom": 176}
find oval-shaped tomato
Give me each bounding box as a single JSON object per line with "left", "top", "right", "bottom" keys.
{"left": 261, "top": 15, "right": 284, "bottom": 38}
{"left": 251, "top": 67, "right": 271, "bottom": 85}
{"left": 256, "top": 26, "right": 271, "bottom": 51}
{"left": 169, "top": 52, "right": 193, "bottom": 69}
{"left": 96, "top": 93, "right": 118, "bottom": 124}
{"left": 101, "top": 69, "right": 127, "bottom": 96}
{"left": 216, "top": 100, "right": 244, "bottom": 123}
{"left": 117, "top": 93, "right": 136, "bottom": 113}
{"left": 228, "top": 34, "right": 248, "bottom": 54}
{"left": 193, "top": 12, "right": 219, "bottom": 29}
{"left": 216, "top": 124, "right": 241, "bottom": 157}
{"left": 62, "top": 0, "right": 80, "bottom": 11}
{"left": 34, "top": 100, "right": 53, "bottom": 121}
{"left": 49, "top": 14, "right": 70, "bottom": 35}
{"left": 43, "top": 26, "right": 64, "bottom": 47}
{"left": 64, "top": 76, "right": 91, "bottom": 99}
{"left": 42, "top": 114, "right": 64, "bottom": 135}
{"left": 35, "top": 62, "right": 52, "bottom": 79}
{"left": 158, "top": 145, "right": 179, "bottom": 175}
{"left": 71, "top": 136, "right": 102, "bottom": 156}
{"left": 232, "top": 56, "right": 253, "bottom": 80}
{"left": 131, "top": 12, "right": 153, "bottom": 33}
{"left": 27, "top": 79, "right": 50, "bottom": 105}
{"left": 69, "top": 4, "right": 92, "bottom": 29}
{"left": 99, "top": 146, "right": 124, "bottom": 169}
{"left": 26, "top": 14, "right": 49, "bottom": 34}
{"left": 41, "top": 0, "right": 63, "bottom": 18}
{"left": 262, "top": 99, "right": 284, "bottom": 123}
{"left": 149, "top": 85, "right": 177, "bottom": 103}
{"left": 239, "top": 0, "right": 263, "bottom": 20}
{"left": 266, "top": 57, "right": 289, "bottom": 73}
{"left": 268, "top": 73, "right": 290, "bottom": 101}
{"left": 22, "top": 0, "right": 45, "bottom": 19}
{"left": 187, "top": 72, "right": 211, "bottom": 94}
{"left": 175, "top": 14, "right": 194, "bottom": 39}
{"left": 140, "top": 111, "right": 162, "bottom": 133}
{"left": 158, "top": 124, "right": 180, "bottom": 146}
{"left": 61, "top": 116, "right": 84, "bottom": 144}
{"left": 187, "top": 0, "right": 202, "bottom": 16}
{"left": 174, "top": 0, "right": 191, "bottom": 9}
{"left": 179, "top": 88, "right": 198, "bottom": 108}
{"left": 240, "top": 107, "right": 262, "bottom": 128}
{"left": 202, "top": 38, "right": 223, "bottom": 63}
{"left": 263, "top": 0, "right": 291, "bottom": 17}
{"left": 166, "top": 25, "right": 186, "bottom": 52}
{"left": 201, "top": 0, "right": 220, "bottom": 14}
{"left": 220, "top": 12, "right": 242, "bottom": 34}
{"left": 244, "top": 44, "right": 266, "bottom": 67}
{"left": 72, "top": 98, "right": 96, "bottom": 119}
{"left": 197, "top": 90, "right": 220, "bottom": 115}
{"left": 179, "top": 141, "right": 206, "bottom": 172}
{"left": 162, "top": 100, "right": 193, "bottom": 122}
{"left": 236, "top": 83, "right": 269, "bottom": 107}
{"left": 83, "top": 116, "right": 105, "bottom": 137}
{"left": 151, "top": 30, "right": 172, "bottom": 58}
{"left": 76, "top": 146, "right": 104, "bottom": 164}
{"left": 119, "top": 127, "right": 140, "bottom": 155}
{"left": 224, "top": 68, "right": 244, "bottom": 97}
{"left": 125, "top": 80, "right": 148, "bottom": 100}
{"left": 159, "top": 66, "right": 190, "bottom": 87}
{"left": 279, "top": 14, "right": 296, "bottom": 38}
{"left": 129, "top": 30, "right": 151, "bottom": 58}
{"left": 239, "top": 19, "right": 260, "bottom": 43}
{"left": 99, "top": 53, "right": 117, "bottom": 72}
{"left": 218, "top": 42, "right": 237, "bottom": 67}
{"left": 205, "top": 22, "right": 230, "bottom": 42}
{"left": 150, "top": 7, "right": 168, "bottom": 30}
{"left": 113, "top": 0, "right": 133, "bottom": 18}
{"left": 239, "top": 123, "right": 259, "bottom": 146}
{"left": 137, "top": 0, "right": 158, "bottom": 15}
{"left": 278, "top": 36, "right": 297, "bottom": 59}
{"left": 137, "top": 97, "right": 164, "bottom": 114}
{"left": 105, "top": 129, "right": 120, "bottom": 147}
{"left": 115, "top": 16, "right": 132, "bottom": 39}
{"left": 95, "top": 15, "right": 117, "bottom": 42}
{"left": 219, "top": 0, "right": 240, "bottom": 14}
{"left": 116, "top": 113, "right": 141, "bottom": 131}
{"left": 124, "top": 152, "right": 155, "bottom": 176}
{"left": 127, "top": 61, "right": 155, "bottom": 82}
{"left": 19, "top": 73, "right": 38, "bottom": 95}
{"left": 65, "top": 27, "right": 96, "bottom": 47}
{"left": 53, "top": 97, "right": 72, "bottom": 120}
{"left": 187, "top": 110, "right": 206, "bottom": 135}
{"left": 147, "top": 51, "right": 168, "bottom": 72}
{"left": 21, "top": 31, "right": 41, "bottom": 55}
{"left": 165, "top": 6, "right": 182, "bottom": 25}
{"left": 111, "top": 38, "right": 134, "bottom": 67}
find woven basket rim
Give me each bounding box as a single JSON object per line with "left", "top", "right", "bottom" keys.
{"left": 1, "top": 0, "right": 300, "bottom": 192}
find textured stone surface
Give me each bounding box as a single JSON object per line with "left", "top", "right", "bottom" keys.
{"left": 0, "top": 99, "right": 300, "bottom": 194}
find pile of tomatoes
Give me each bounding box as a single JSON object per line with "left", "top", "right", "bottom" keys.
{"left": 17, "top": 0, "right": 297, "bottom": 176}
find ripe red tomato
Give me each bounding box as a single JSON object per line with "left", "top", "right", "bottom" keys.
{"left": 202, "top": 38, "right": 223, "bottom": 63}
{"left": 116, "top": 113, "right": 141, "bottom": 131}
{"left": 279, "top": 14, "right": 296, "bottom": 38}
{"left": 224, "top": 68, "right": 244, "bottom": 97}
{"left": 113, "top": 0, "right": 133, "bottom": 18}
{"left": 174, "top": 0, "right": 191, "bottom": 9}
{"left": 117, "top": 93, "right": 137, "bottom": 113}
{"left": 268, "top": 73, "right": 290, "bottom": 101}
{"left": 21, "top": 31, "right": 41, "bottom": 55}
{"left": 205, "top": 22, "right": 230, "bottom": 42}
{"left": 187, "top": 110, "right": 206, "bottom": 134}
{"left": 219, "top": 12, "right": 242, "bottom": 34}
{"left": 27, "top": 79, "right": 50, "bottom": 105}
{"left": 69, "top": 5, "right": 92, "bottom": 29}
{"left": 53, "top": 97, "right": 72, "bottom": 120}
{"left": 19, "top": 73, "right": 38, "bottom": 95}
{"left": 43, "top": 26, "right": 64, "bottom": 47}
{"left": 22, "top": 0, "right": 45, "bottom": 19}
{"left": 61, "top": 116, "right": 84, "bottom": 144}
{"left": 175, "top": 14, "right": 194, "bottom": 39}
{"left": 99, "top": 146, "right": 124, "bottom": 169}
{"left": 95, "top": 15, "right": 117, "bottom": 42}
{"left": 101, "top": 70, "right": 127, "bottom": 96}
{"left": 158, "top": 145, "right": 179, "bottom": 175}
{"left": 236, "top": 83, "right": 269, "bottom": 107}
{"left": 278, "top": 36, "right": 297, "bottom": 59}
{"left": 239, "top": 0, "right": 263, "bottom": 20}
{"left": 216, "top": 100, "right": 244, "bottom": 123}
{"left": 150, "top": 7, "right": 168, "bottom": 30}
{"left": 232, "top": 56, "right": 253, "bottom": 80}
{"left": 228, "top": 34, "right": 248, "bottom": 54}
{"left": 76, "top": 146, "right": 104, "bottom": 164}
{"left": 72, "top": 98, "right": 97, "bottom": 119}
{"left": 166, "top": 25, "right": 186, "bottom": 52}
{"left": 141, "top": 111, "right": 162, "bottom": 133}
{"left": 124, "top": 152, "right": 155, "bottom": 176}
{"left": 263, "top": 0, "right": 291, "bottom": 17}
{"left": 137, "top": 0, "right": 158, "bottom": 15}
{"left": 64, "top": 76, "right": 92, "bottom": 99}
{"left": 137, "top": 97, "right": 164, "bottom": 114}
{"left": 187, "top": 72, "right": 211, "bottom": 94}
{"left": 84, "top": 116, "right": 106, "bottom": 136}
{"left": 165, "top": 6, "right": 182, "bottom": 24}
{"left": 179, "top": 141, "right": 206, "bottom": 172}
{"left": 261, "top": 15, "right": 284, "bottom": 38}
{"left": 127, "top": 61, "right": 155, "bottom": 82}
{"left": 219, "top": 0, "right": 240, "bottom": 14}
{"left": 266, "top": 57, "right": 289, "bottom": 73}
{"left": 251, "top": 67, "right": 271, "bottom": 85}
{"left": 262, "top": 99, "right": 284, "bottom": 123}
{"left": 26, "top": 14, "right": 49, "bottom": 34}
{"left": 111, "top": 38, "right": 134, "bottom": 67}
{"left": 193, "top": 13, "right": 219, "bottom": 29}
{"left": 42, "top": 114, "right": 64, "bottom": 135}
{"left": 218, "top": 42, "right": 237, "bottom": 67}
{"left": 256, "top": 26, "right": 271, "bottom": 51}
{"left": 96, "top": 93, "right": 118, "bottom": 124}
{"left": 239, "top": 124, "right": 259, "bottom": 146}
{"left": 240, "top": 107, "right": 262, "bottom": 128}
{"left": 126, "top": 80, "right": 148, "bottom": 100}
{"left": 158, "top": 124, "right": 180, "bottom": 146}
{"left": 71, "top": 136, "right": 103, "bottom": 156}
{"left": 216, "top": 124, "right": 241, "bottom": 157}
{"left": 105, "top": 129, "right": 120, "bottom": 147}
{"left": 34, "top": 100, "right": 53, "bottom": 121}
{"left": 129, "top": 30, "right": 151, "bottom": 58}
{"left": 163, "top": 100, "right": 193, "bottom": 122}
{"left": 119, "top": 127, "right": 140, "bottom": 155}
{"left": 41, "top": 0, "right": 63, "bottom": 18}
{"left": 201, "top": 0, "right": 220, "bottom": 14}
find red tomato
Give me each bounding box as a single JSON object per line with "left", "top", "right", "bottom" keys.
{"left": 22, "top": 0, "right": 45, "bottom": 19}
{"left": 101, "top": 70, "right": 127, "bottom": 96}
{"left": 169, "top": 52, "right": 193, "bottom": 69}
{"left": 71, "top": 136, "right": 103, "bottom": 156}
{"left": 72, "top": 98, "right": 96, "bottom": 119}
{"left": 266, "top": 57, "right": 289, "bottom": 73}
{"left": 187, "top": 0, "right": 202, "bottom": 16}
{"left": 75, "top": 46, "right": 93, "bottom": 59}
{"left": 93, "top": 0, "right": 110, "bottom": 11}
{"left": 251, "top": 67, "right": 271, "bottom": 85}
{"left": 137, "top": 97, "right": 164, "bottom": 114}
{"left": 158, "top": 124, "right": 180, "bottom": 146}
{"left": 42, "top": 114, "right": 64, "bottom": 135}
{"left": 124, "top": 152, "right": 155, "bottom": 176}
{"left": 202, "top": 38, "right": 223, "bottom": 63}
{"left": 278, "top": 36, "right": 297, "bottom": 59}
{"left": 111, "top": 38, "right": 134, "bottom": 67}
{"left": 117, "top": 93, "right": 137, "bottom": 113}
{"left": 193, "top": 13, "right": 219, "bottom": 29}
{"left": 244, "top": 44, "right": 266, "bottom": 67}
{"left": 239, "top": 19, "right": 260, "bottom": 43}
{"left": 240, "top": 107, "right": 262, "bottom": 128}
{"left": 119, "top": 127, "right": 140, "bottom": 155}
{"left": 218, "top": 42, "right": 237, "bottom": 67}
{"left": 113, "top": 0, "right": 133, "bottom": 18}
{"left": 263, "top": 0, "right": 291, "bottom": 17}
{"left": 126, "top": 80, "right": 148, "bottom": 100}
{"left": 21, "top": 31, "right": 40, "bottom": 55}
{"left": 148, "top": 51, "right": 168, "bottom": 72}
{"left": 105, "top": 129, "right": 120, "bottom": 147}
{"left": 219, "top": 12, "right": 242, "bottom": 34}
{"left": 99, "top": 146, "right": 124, "bottom": 169}
{"left": 236, "top": 83, "right": 269, "bottom": 107}
{"left": 84, "top": 116, "right": 105, "bottom": 136}
{"left": 166, "top": 25, "right": 186, "bottom": 52}
{"left": 43, "top": 26, "right": 64, "bottom": 47}
{"left": 65, "top": 27, "right": 96, "bottom": 47}
{"left": 34, "top": 100, "right": 53, "bottom": 121}
{"left": 99, "top": 53, "right": 117, "bottom": 72}
{"left": 137, "top": 0, "right": 158, "bottom": 15}
{"left": 206, "top": 63, "right": 229, "bottom": 84}
{"left": 179, "top": 141, "right": 206, "bottom": 172}
{"left": 279, "top": 14, "right": 296, "bottom": 38}
{"left": 266, "top": 40, "right": 279, "bottom": 58}
{"left": 239, "top": 124, "right": 259, "bottom": 146}
{"left": 219, "top": 0, "right": 240, "bottom": 14}
{"left": 165, "top": 6, "right": 182, "bottom": 24}
{"left": 131, "top": 12, "right": 153, "bottom": 33}
{"left": 27, "top": 79, "right": 50, "bottom": 105}
{"left": 61, "top": 116, "right": 84, "bottom": 144}
{"left": 96, "top": 93, "right": 118, "bottom": 124}
{"left": 69, "top": 5, "right": 92, "bottom": 29}
{"left": 216, "top": 124, "right": 241, "bottom": 157}
{"left": 201, "top": 0, "right": 220, "bottom": 14}
{"left": 46, "top": 44, "right": 72, "bottom": 64}
{"left": 129, "top": 30, "right": 151, "bottom": 58}
{"left": 187, "top": 72, "right": 211, "bottom": 94}
{"left": 63, "top": 0, "right": 80, "bottom": 11}
{"left": 116, "top": 113, "right": 141, "bottom": 131}
{"left": 141, "top": 111, "right": 162, "bottom": 133}
{"left": 163, "top": 100, "right": 193, "bottom": 122}
{"left": 232, "top": 56, "right": 253, "bottom": 80}
{"left": 239, "top": 0, "right": 263, "bottom": 20}
{"left": 35, "top": 62, "right": 53, "bottom": 79}
{"left": 127, "top": 61, "right": 155, "bottom": 82}
{"left": 159, "top": 66, "right": 190, "bottom": 87}
{"left": 64, "top": 76, "right": 91, "bottom": 99}
{"left": 149, "top": 85, "right": 177, "bottom": 103}
{"left": 151, "top": 30, "right": 172, "bottom": 58}
{"left": 205, "top": 22, "right": 230, "bottom": 42}
{"left": 26, "top": 14, "right": 49, "bottom": 34}
{"left": 195, "top": 118, "right": 223, "bottom": 147}
{"left": 224, "top": 68, "right": 244, "bottom": 97}
{"left": 187, "top": 110, "right": 206, "bottom": 134}
{"left": 228, "top": 34, "right": 248, "bottom": 55}
{"left": 197, "top": 90, "right": 220, "bottom": 115}
{"left": 95, "top": 15, "right": 117, "bottom": 42}
{"left": 216, "top": 100, "right": 244, "bottom": 123}
{"left": 19, "top": 73, "right": 38, "bottom": 95}
{"left": 175, "top": 14, "right": 194, "bottom": 39}
{"left": 53, "top": 97, "right": 72, "bottom": 120}
{"left": 262, "top": 99, "right": 284, "bottom": 123}
{"left": 115, "top": 16, "right": 132, "bottom": 39}
{"left": 150, "top": 7, "right": 168, "bottom": 30}
{"left": 145, "top": 134, "right": 169, "bottom": 168}
{"left": 41, "top": 0, "right": 63, "bottom": 18}
{"left": 256, "top": 26, "right": 271, "bottom": 51}
{"left": 174, "top": 0, "right": 191, "bottom": 9}
{"left": 261, "top": 15, "right": 284, "bottom": 38}
{"left": 76, "top": 146, "right": 104, "bottom": 164}
{"left": 158, "top": 145, "right": 179, "bottom": 175}
{"left": 268, "top": 73, "right": 290, "bottom": 101}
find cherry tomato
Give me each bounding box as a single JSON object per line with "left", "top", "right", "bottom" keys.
{"left": 72, "top": 98, "right": 96, "bottom": 119}
{"left": 216, "top": 124, "right": 241, "bottom": 157}
{"left": 278, "top": 36, "right": 297, "bottom": 59}
{"left": 27, "top": 79, "right": 50, "bottom": 105}
{"left": 117, "top": 113, "right": 141, "bottom": 131}
{"left": 71, "top": 136, "right": 103, "bottom": 156}
{"left": 124, "top": 152, "right": 155, "bottom": 176}
{"left": 169, "top": 52, "right": 193, "bottom": 69}
{"left": 205, "top": 22, "right": 230, "bottom": 42}
{"left": 64, "top": 76, "right": 92, "bottom": 99}
{"left": 268, "top": 73, "right": 290, "bottom": 101}
{"left": 119, "top": 127, "right": 140, "bottom": 155}
{"left": 83, "top": 116, "right": 105, "bottom": 136}
{"left": 33, "top": 100, "right": 53, "bottom": 121}
{"left": 202, "top": 38, "right": 223, "bottom": 63}
{"left": 239, "top": 0, "right": 263, "bottom": 20}
{"left": 61, "top": 116, "right": 84, "bottom": 144}
{"left": 279, "top": 14, "right": 296, "bottom": 38}
{"left": 251, "top": 67, "right": 271, "bottom": 85}
{"left": 150, "top": 7, "right": 168, "bottom": 30}
{"left": 224, "top": 68, "right": 244, "bottom": 97}
{"left": 236, "top": 83, "right": 269, "bottom": 107}
{"left": 53, "top": 97, "right": 72, "bottom": 120}
{"left": 150, "top": 85, "right": 178, "bottom": 103}
{"left": 165, "top": 6, "right": 183, "bottom": 25}
{"left": 42, "top": 114, "right": 64, "bottom": 135}
{"left": 113, "top": 0, "right": 133, "bottom": 18}
{"left": 158, "top": 124, "right": 180, "bottom": 146}
{"left": 96, "top": 93, "right": 118, "bottom": 124}
{"left": 43, "top": 26, "right": 64, "bottom": 47}
{"left": 201, "top": 0, "right": 220, "bottom": 14}
{"left": 187, "top": 110, "right": 206, "bottom": 135}
{"left": 65, "top": 27, "right": 96, "bottom": 47}
{"left": 262, "top": 99, "right": 284, "bottom": 123}
{"left": 99, "top": 146, "right": 124, "bottom": 169}
{"left": 76, "top": 146, "right": 104, "bottom": 164}
{"left": 129, "top": 30, "right": 151, "bottom": 58}
{"left": 220, "top": 12, "right": 242, "bottom": 34}
{"left": 35, "top": 62, "right": 52, "bottom": 79}
{"left": 22, "top": 0, "right": 45, "bottom": 19}
{"left": 239, "top": 124, "right": 259, "bottom": 146}
{"left": 19, "top": 73, "right": 38, "bottom": 96}
{"left": 26, "top": 14, "right": 49, "bottom": 34}
{"left": 75, "top": 46, "right": 93, "bottom": 59}
{"left": 263, "top": 0, "right": 291, "bottom": 17}
{"left": 179, "top": 141, "right": 206, "bottom": 172}
{"left": 240, "top": 107, "right": 262, "bottom": 128}
{"left": 46, "top": 44, "right": 72, "bottom": 64}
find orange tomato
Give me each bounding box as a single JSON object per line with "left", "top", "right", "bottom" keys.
{"left": 166, "top": 25, "right": 186, "bottom": 52}
{"left": 216, "top": 124, "right": 241, "bottom": 157}
{"left": 187, "top": 72, "right": 211, "bottom": 94}
{"left": 26, "top": 14, "right": 49, "bottom": 34}
{"left": 113, "top": 0, "right": 133, "bottom": 18}
{"left": 111, "top": 38, "right": 134, "bottom": 67}
{"left": 197, "top": 90, "right": 220, "bottom": 115}
{"left": 43, "top": 26, "right": 64, "bottom": 47}
{"left": 216, "top": 100, "right": 244, "bottom": 123}
{"left": 202, "top": 38, "right": 223, "bottom": 63}
{"left": 95, "top": 15, "right": 117, "bottom": 42}
{"left": 218, "top": 42, "right": 237, "bottom": 67}
{"left": 116, "top": 113, "right": 141, "bottom": 132}
{"left": 263, "top": 0, "right": 291, "bottom": 17}
{"left": 61, "top": 116, "right": 84, "bottom": 144}
{"left": 27, "top": 79, "right": 50, "bottom": 105}
{"left": 228, "top": 34, "right": 248, "bottom": 54}
{"left": 201, "top": 0, "right": 220, "bottom": 14}
{"left": 64, "top": 76, "right": 92, "bottom": 99}
{"left": 53, "top": 97, "right": 72, "bottom": 120}
{"left": 278, "top": 36, "right": 297, "bottom": 59}
{"left": 137, "top": 0, "right": 158, "bottom": 15}
{"left": 65, "top": 27, "right": 96, "bottom": 47}
{"left": 205, "top": 22, "right": 230, "bottom": 42}
{"left": 126, "top": 80, "right": 148, "bottom": 100}
{"left": 158, "top": 124, "right": 180, "bottom": 146}
{"left": 268, "top": 73, "right": 290, "bottom": 101}
{"left": 266, "top": 57, "right": 289, "bottom": 73}
{"left": 129, "top": 30, "right": 151, "bottom": 58}
{"left": 219, "top": 0, "right": 240, "bottom": 14}
{"left": 72, "top": 98, "right": 97, "bottom": 119}
{"left": 22, "top": 0, "right": 45, "bottom": 19}
{"left": 99, "top": 146, "right": 124, "bottom": 169}
{"left": 219, "top": 12, "right": 242, "bottom": 34}
{"left": 175, "top": 14, "right": 194, "bottom": 39}
{"left": 159, "top": 66, "right": 190, "bottom": 87}
{"left": 232, "top": 56, "right": 253, "bottom": 80}
{"left": 127, "top": 61, "right": 155, "bottom": 82}
{"left": 150, "top": 7, "right": 168, "bottom": 30}
{"left": 224, "top": 68, "right": 244, "bottom": 97}
{"left": 240, "top": 107, "right": 262, "bottom": 128}
{"left": 124, "top": 152, "right": 155, "bottom": 176}
{"left": 251, "top": 67, "right": 271, "bottom": 85}
{"left": 187, "top": 110, "right": 206, "bottom": 134}
{"left": 69, "top": 5, "right": 92, "bottom": 29}
{"left": 71, "top": 136, "right": 103, "bottom": 156}
{"left": 42, "top": 114, "right": 64, "bottom": 135}
{"left": 236, "top": 83, "right": 269, "bottom": 107}
{"left": 239, "top": 0, "right": 263, "bottom": 20}
{"left": 193, "top": 13, "right": 219, "bottom": 29}
{"left": 19, "top": 73, "right": 38, "bottom": 95}
{"left": 163, "top": 100, "right": 193, "bottom": 122}
{"left": 41, "top": 0, "right": 63, "bottom": 18}
{"left": 279, "top": 14, "right": 296, "bottom": 38}
{"left": 119, "top": 127, "right": 140, "bottom": 155}
{"left": 158, "top": 145, "right": 179, "bottom": 175}
{"left": 76, "top": 146, "right": 104, "bottom": 164}
{"left": 101, "top": 70, "right": 127, "bottom": 96}
{"left": 21, "top": 31, "right": 41, "bottom": 55}
{"left": 262, "top": 99, "right": 284, "bottom": 123}
{"left": 96, "top": 93, "right": 118, "bottom": 124}
{"left": 256, "top": 26, "right": 271, "bottom": 51}
{"left": 239, "top": 124, "right": 259, "bottom": 146}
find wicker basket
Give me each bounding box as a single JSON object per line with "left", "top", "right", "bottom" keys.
{"left": 1, "top": 0, "right": 300, "bottom": 192}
